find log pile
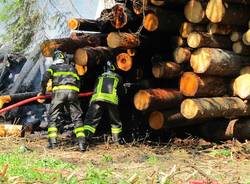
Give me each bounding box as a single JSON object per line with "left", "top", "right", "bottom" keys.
{"left": 40, "top": 0, "right": 250, "bottom": 141}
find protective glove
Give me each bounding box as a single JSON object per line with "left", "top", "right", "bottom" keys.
{"left": 37, "top": 92, "right": 46, "bottom": 104}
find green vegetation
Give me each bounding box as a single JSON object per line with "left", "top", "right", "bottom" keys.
{"left": 0, "top": 0, "right": 41, "bottom": 52}
{"left": 101, "top": 154, "right": 113, "bottom": 163}
{"left": 209, "top": 149, "right": 231, "bottom": 157}
{"left": 0, "top": 151, "right": 78, "bottom": 183}
{"left": 146, "top": 155, "right": 158, "bottom": 165}
{"left": 84, "top": 164, "right": 112, "bottom": 184}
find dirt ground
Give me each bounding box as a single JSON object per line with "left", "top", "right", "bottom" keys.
{"left": 0, "top": 132, "right": 250, "bottom": 184}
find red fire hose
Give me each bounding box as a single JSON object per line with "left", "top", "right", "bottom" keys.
{"left": 0, "top": 92, "right": 93, "bottom": 114}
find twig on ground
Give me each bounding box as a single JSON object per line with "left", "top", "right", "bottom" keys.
{"left": 160, "top": 164, "right": 177, "bottom": 184}
{"left": 128, "top": 173, "right": 139, "bottom": 184}
{"left": 0, "top": 164, "right": 8, "bottom": 177}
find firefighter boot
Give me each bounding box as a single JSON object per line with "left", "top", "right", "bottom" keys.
{"left": 112, "top": 133, "right": 121, "bottom": 145}
{"left": 78, "top": 137, "right": 87, "bottom": 152}
{"left": 48, "top": 138, "right": 57, "bottom": 149}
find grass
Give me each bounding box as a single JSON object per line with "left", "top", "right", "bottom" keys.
{"left": 101, "top": 154, "right": 113, "bottom": 163}
{"left": 209, "top": 149, "right": 231, "bottom": 157}
{"left": 0, "top": 150, "right": 79, "bottom": 183}
{"left": 146, "top": 155, "right": 158, "bottom": 165}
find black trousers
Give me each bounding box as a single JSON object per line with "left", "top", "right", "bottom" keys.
{"left": 83, "top": 101, "right": 122, "bottom": 137}
{"left": 48, "top": 90, "right": 83, "bottom": 130}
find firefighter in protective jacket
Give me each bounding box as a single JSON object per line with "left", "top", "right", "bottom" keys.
{"left": 40, "top": 50, "right": 85, "bottom": 151}
{"left": 82, "top": 61, "right": 125, "bottom": 150}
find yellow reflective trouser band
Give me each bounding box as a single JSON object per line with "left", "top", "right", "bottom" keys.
{"left": 52, "top": 85, "right": 79, "bottom": 92}
{"left": 48, "top": 132, "right": 57, "bottom": 138}
{"left": 111, "top": 128, "right": 122, "bottom": 134}
{"left": 48, "top": 127, "right": 58, "bottom": 132}
{"left": 76, "top": 132, "right": 85, "bottom": 138}
{"left": 83, "top": 125, "right": 96, "bottom": 133}
{"left": 74, "top": 127, "right": 84, "bottom": 134}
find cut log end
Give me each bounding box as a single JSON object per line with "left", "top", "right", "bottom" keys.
{"left": 152, "top": 64, "right": 163, "bottom": 78}
{"left": 180, "top": 72, "right": 199, "bottom": 96}
{"left": 205, "top": 0, "right": 225, "bottom": 23}
{"left": 0, "top": 124, "right": 23, "bottom": 137}
{"left": 242, "top": 30, "right": 250, "bottom": 45}
{"left": 116, "top": 53, "right": 133, "bottom": 71}
{"left": 127, "top": 49, "right": 136, "bottom": 56}
{"left": 111, "top": 4, "right": 128, "bottom": 29}
{"left": 107, "top": 32, "right": 140, "bottom": 49}
{"left": 230, "top": 32, "right": 242, "bottom": 42}
{"left": 74, "top": 48, "right": 88, "bottom": 66}
{"left": 174, "top": 47, "right": 191, "bottom": 64}
{"left": 187, "top": 32, "right": 201, "bottom": 48}
{"left": 181, "top": 99, "right": 199, "bottom": 119}
{"left": 143, "top": 13, "right": 159, "bottom": 32}
{"left": 233, "top": 74, "right": 250, "bottom": 99}
{"left": 150, "top": 0, "right": 165, "bottom": 6}
{"left": 232, "top": 41, "right": 243, "bottom": 54}
{"left": 184, "top": 0, "right": 204, "bottom": 23}
{"left": 190, "top": 48, "right": 211, "bottom": 74}
{"left": 134, "top": 90, "right": 151, "bottom": 111}
{"left": 180, "top": 22, "right": 193, "bottom": 38}
{"left": 67, "top": 18, "right": 79, "bottom": 30}
{"left": 148, "top": 111, "right": 164, "bottom": 130}
{"left": 40, "top": 40, "right": 61, "bottom": 57}
{"left": 75, "top": 64, "right": 87, "bottom": 76}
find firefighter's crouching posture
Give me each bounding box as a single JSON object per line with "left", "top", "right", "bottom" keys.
{"left": 81, "top": 61, "right": 125, "bottom": 150}
{"left": 40, "top": 50, "right": 85, "bottom": 151}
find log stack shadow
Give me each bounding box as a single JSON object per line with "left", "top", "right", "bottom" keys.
{"left": 40, "top": 0, "right": 250, "bottom": 141}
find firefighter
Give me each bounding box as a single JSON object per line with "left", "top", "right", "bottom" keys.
{"left": 82, "top": 61, "right": 125, "bottom": 150}
{"left": 40, "top": 50, "right": 85, "bottom": 151}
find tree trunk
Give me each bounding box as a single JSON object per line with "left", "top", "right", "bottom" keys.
{"left": 148, "top": 109, "right": 202, "bottom": 129}
{"left": 143, "top": 8, "right": 184, "bottom": 33}
{"left": 152, "top": 62, "right": 182, "bottom": 78}
{"left": 116, "top": 53, "right": 133, "bottom": 71}
{"left": 206, "top": 0, "right": 250, "bottom": 25}
{"left": 232, "top": 41, "right": 250, "bottom": 56}
{"left": 179, "top": 22, "right": 207, "bottom": 38}
{"left": 199, "top": 118, "right": 250, "bottom": 140}
{"left": 190, "top": 48, "right": 250, "bottom": 76}
{"left": 67, "top": 18, "right": 101, "bottom": 32}
{"left": 134, "top": 88, "right": 183, "bottom": 111}
{"left": 74, "top": 46, "right": 115, "bottom": 67}
{"left": 173, "top": 47, "right": 191, "bottom": 64}
{"left": 187, "top": 32, "right": 232, "bottom": 49}
{"left": 233, "top": 74, "right": 250, "bottom": 99}
{"left": 207, "top": 23, "right": 246, "bottom": 35}
{"left": 107, "top": 32, "right": 140, "bottom": 49}
{"left": 180, "top": 72, "right": 228, "bottom": 97}
{"left": 0, "top": 124, "right": 23, "bottom": 137}
{"left": 181, "top": 97, "right": 250, "bottom": 119}
{"left": 184, "top": 0, "right": 206, "bottom": 23}
{"left": 41, "top": 34, "right": 107, "bottom": 57}
{"left": 111, "top": 4, "right": 138, "bottom": 29}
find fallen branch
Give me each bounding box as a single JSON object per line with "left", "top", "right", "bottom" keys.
{"left": 0, "top": 164, "right": 8, "bottom": 177}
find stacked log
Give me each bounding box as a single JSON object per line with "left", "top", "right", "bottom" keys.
{"left": 38, "top": 0, "right": 250, "bottom": 141}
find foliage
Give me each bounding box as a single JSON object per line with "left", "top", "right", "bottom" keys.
{"left": 0, "top": 0, "right": 41, "bottom": 52}
{"left": 146, "top": 155, "right": 158, "bottom": 165}
{"left": 84, "top": 164, "right": 112, "bottom": 184}
{"left": 0, "top": 151, "right": 78, "bottom": 183}
{"left": 209, "top": 149, "right": 231, "bottom": 157}
{"left": 101, "top": 154, "right": 113, "bottom": 163}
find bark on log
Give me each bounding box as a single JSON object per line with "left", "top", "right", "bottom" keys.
{"left": 67, "top": 18, "right": 101, "bottom": 32}
{"left": 232, "top": 41, "right": 250, "bottom": 56}
{"left": 143, "top": 8, "right": 184, "bottom": 33}
{"left": 171, "top": 36, "right": 188, "bottom": 48}
{"left": 206, "top": 0, "right": 250, "bottom": 25}
{"left": 0, "top": 124, "right": 23, "bottom": 137}
{"left": 173, "top": 47, "right": 191, "bottom": 64}
{"left": 107, "top": 32, "right": 140, "bottom": 49}
{"left": 199, "top": 118, "right": 250, "bottom": 140}
{"left": 181, "top": 97, "right": 250, "bottom": 119}
{"left": 150, "top": 0, "right": 188, "bottom": 6}
{"left": 74, "top": 46, "right": 115, "bottom": 67}
{"left": 41, "top": 34, "right": 107, "bottom": 57}
{"left": 148, "top": 109, "right": 202, "bottom": 130}
{"left": 233, "top": 74, "right": 250, "bottom": 99}
{"left": 132, "top": 0, "right": 148, "bottom": 15}
{"left": 190, "top": 48, "right": 250, "bottom": 76}
{"left": 180, "top": 72, "right": 228, "bottom": 97}
{"left": 152, "top": 62, "right": 182, "bottom": 79}
{"left": 187, "top": 32, "right": 232, "bottom": 49}
{"left": 242, "top": 29, "right": 250, "bottom": 46}
{"left": 116, "top": 53, "right": 133, "bottom": 71}
{"left": 240, "top": 66, "right": 250, "bottom": 75}
{"left": 134, "top": 88, "right": 183, "bottom": 111}
{"left": 207, "top": 23, "right": 245, "bottom": 35}
{"left": 111, "top": 4, "right": 138, "bottom": 29}
{"left": 179, "top": 22, "right": 207, "bottom": 38}
{"left": 184, "top": 0, "right": 205, "bottom": 23}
